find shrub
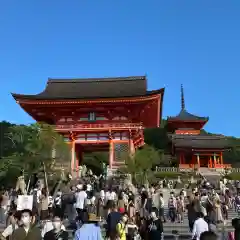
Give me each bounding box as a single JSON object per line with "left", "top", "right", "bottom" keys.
{"left": 226, "top": 172, "right": 240, "bottom": 180}
{"left": 154, "top": 171, "right": 182, "bottom": 179}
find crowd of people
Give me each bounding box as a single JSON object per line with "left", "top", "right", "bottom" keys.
{"left": 0, "top": 170, "right": 239, "bottom": 240}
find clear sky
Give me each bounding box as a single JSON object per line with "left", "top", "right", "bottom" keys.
{"left": 0, "top": 0, "right": 239, "bottom": 137}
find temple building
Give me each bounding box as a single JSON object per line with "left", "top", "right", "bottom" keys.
{"left": 167, "top": 85, "right": 231, "bottom": 169}
{"left": 12, "top": 76, "right": 164, "bottom": 173}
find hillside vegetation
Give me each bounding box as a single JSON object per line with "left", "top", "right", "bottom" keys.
{"left": 1, "top": 120, "right": 239, "bottom": 167}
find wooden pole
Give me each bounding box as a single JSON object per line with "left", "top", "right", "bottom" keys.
{"left": 42, "top": 162, "right": 49, "bottom": 195}
{"left": 26, "top": 176, "right": 31, "bottom": 194}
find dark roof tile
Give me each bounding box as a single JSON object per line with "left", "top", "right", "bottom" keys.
{"left": 12, "top": 76, "right": 163, "bottom": 100}
{"left": 169, "top": 134, "right": 230, "bottom": 149}
{"left": 168, "top": 109, "right": 208, "bottom": 121}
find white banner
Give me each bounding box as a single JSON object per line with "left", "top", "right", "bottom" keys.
{"left": 17, "top": 195, "right": 33, "bottom": 211}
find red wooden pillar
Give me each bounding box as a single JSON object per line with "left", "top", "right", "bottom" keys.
{"left": 182, "top": 153, "right": 185, "bottom": 164}
{"left": 208, "top": 156, "right": 212, "bottom": 168}
{"left": 109, "top": 140, "right": 114, "bottom": 169}
{"left": 71, "top": 140, "right": 75, "bottom": 174}
{"left": 220, "top": 152, "right": 223, "bottom": 165}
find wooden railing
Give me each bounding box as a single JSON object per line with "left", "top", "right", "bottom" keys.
{"left": 55, "top": 123, "right": 143, "bottom": 130}
{"left": 214, "top": 164, "right": 232, "bottom": 169}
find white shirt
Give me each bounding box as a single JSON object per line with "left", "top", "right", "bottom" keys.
{"left": 201, "top": 196, "right": 208, "bottom": 203}
{"left": 105, "top": 191, "right": 116, "bottom": 201}
{"left": 182, "top": 190, "right": 186, "bottom": 197}
{"left": 86, "top": 184, "right": 92, "bottom": 192}
{"left": 159, "top": 196, "right": 164, "bottom": 208}
{"left": 100, "top": 190, "right": 105, "bottom": 198}
{"left": 2, "top": 224, "right": 18, "bottom": 238}
{"left": 37, "top": 189, "right": 42, "bottom": 203}
{"left": 75, "top": 190, "right": 87, "bottom": 209}
{"left": 48, "top": 196, "right": 53, "bottom": 207}
{"left": 192, "top": 218, "right": 208, "bottom": 240}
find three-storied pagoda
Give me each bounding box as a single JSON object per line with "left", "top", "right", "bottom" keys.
{"left": 167, "top": 85, "right": 230, "bottom": 169}
{"left": 12, "top": 76, "right": 164, "bottom": 173}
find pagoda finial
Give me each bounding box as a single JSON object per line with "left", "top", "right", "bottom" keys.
{"left": 181, "top": 84, "right": 185, "bottom": 110}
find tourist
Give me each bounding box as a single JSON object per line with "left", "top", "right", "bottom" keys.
{"left": 43, "top": 215, "right": 68, "bottom": 240}
{"left": 176, "top": 196, "right": 184, "bottom": 223}
{"left": 86, "top": 196, "right": 97, "bottom": 215}
{"left": 116, "top": 212, "right": 128, "bottom": 240}
{"left": 127, "top": 196, "right": 135, "bottom": 219}
{"left": 106, "top": 204, "right": 122, "bottom": 240}
{"left": 147, "top": 210, "right": 163, "bottom": 240}
{"left": 1, "top": 211, "right": 21, "bottom": 239}
{"left": 214, "top": 199, "right": 223, "bottom": 223}
{"left": 96, "top": 191, "right": 105, "bottom": 219}
{"left": 75, "top": 184, "right": 87, "bottom": 222}
{"left": 39, "top": 188, "right": 49, "bottom": 220}
{"left": 105, "top": 188, "right": 117, "bottom": 215}
{"left": 118, "top": 193, "right": 126, "bottom": 213}
{"left": 158, "top": 193, "right": 166, "bottom": 222}
{"left": 187, "top": 200, "right": 198, "bottom": 232}
{"left": 41, "top": 212, "right": 66, "bottom": 238}
{"left": 74, "top": 213, "right": 102, "bottom": 240}
{"left": 168, "top": 195, "right": 177, "bottom": 222}
{"left": 192, "top": 212, "right": 208, "bottom": 240}
{"left": 199, "top": 231, "right": 218, "bottom": 240}
{"left": 12, "top": 209, "right": 41, "bottom": 240}
{"left": 53, "top": 192, "right": 62, "bottom": 218}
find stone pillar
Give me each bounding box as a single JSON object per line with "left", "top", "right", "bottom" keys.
{"left": 109, "top": 140, "right": 114, "bottom": 169}
{"left": 71, "top": 141, "right": 75, "bottom": 174}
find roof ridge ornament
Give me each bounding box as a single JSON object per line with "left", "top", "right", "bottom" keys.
{"left": 181, "top": 84, "right": 185, "bottom": 110}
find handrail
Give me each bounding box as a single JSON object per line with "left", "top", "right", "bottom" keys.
{"left": 55, "top": 123, "right": 143, "bottom": 130}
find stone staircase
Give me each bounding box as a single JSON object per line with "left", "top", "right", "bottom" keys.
{"left": 161, "top": 188, "right": 235, "bottom": 238}
{"left": 199, "top": 167, "right": 221, "bottom": 187}
{"left": 111, "top": 161, "right": 125, "bottom": 171}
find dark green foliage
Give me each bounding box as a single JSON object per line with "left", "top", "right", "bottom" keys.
{"left": 0, "top": 121, "right": 70, "bottom": 186}
{"left": 81, "top": 152, "right": 108, "bottom": 175}
{"left": 1, "top": 119, "right": 240, "bottom": 185}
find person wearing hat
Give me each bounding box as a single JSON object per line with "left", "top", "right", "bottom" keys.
{"left": 74, "top": 213, "right": 102, "bottom": 240}
{"left": 12, "top": 209, "right": 41, "bottom": 240}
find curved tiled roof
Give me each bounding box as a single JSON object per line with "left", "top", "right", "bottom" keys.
{"left": 12, "top": 76, "right": 164, "bottom": 100}
{"left": 169, "top": 134, "right": 230, "bottom": 149}
{"left": 168, "top": 109, "right": 209, "bottom": 121}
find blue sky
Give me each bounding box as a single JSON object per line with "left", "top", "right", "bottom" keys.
{"left": 0, "top": 0, "right": 239, "bottom": 137}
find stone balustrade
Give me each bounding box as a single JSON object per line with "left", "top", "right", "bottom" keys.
{"left": 154, "top": 166, "right": 240, "bottom": 174}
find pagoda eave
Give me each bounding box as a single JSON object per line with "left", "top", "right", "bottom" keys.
{"left": 174, "top": 147, "right": 230, "bottom": 152}
{"left": 167, "top": 118, "right": 208, "bottom": 123}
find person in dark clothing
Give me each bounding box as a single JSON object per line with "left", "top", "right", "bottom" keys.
{"left": 147, "top": 209, "right": 163, "bottom": 240}
{"left": 200, "top": 231, "right": 217, "bottom": 240}
{"left": 12, "top": 209, "right": 41, "bottom": 240}
{"left": 232, "top": 218, "right": 240, "bottom": 240}
{"left": 186, "top": 200, "right": 197, "bottom": 232}
{"left": 44, "top": 215, "right": 68, "bottom": 240}
{"left": 106, "top": 204, "right": 122, "bottom": 240}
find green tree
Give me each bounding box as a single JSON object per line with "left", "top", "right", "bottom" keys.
{"left": 120, "top": 145, "right": 161, "bottom": 185}
{"left": 3, "top": 122, "right": 70, "bottom": 179}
